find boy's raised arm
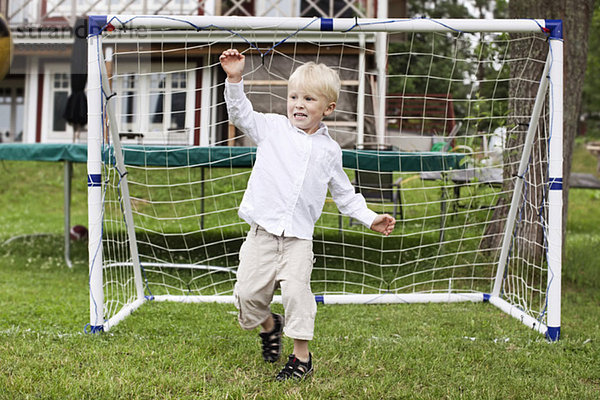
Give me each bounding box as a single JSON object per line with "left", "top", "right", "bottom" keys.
{"left": 220, "top": 49, "right": 245, "bottom": 83}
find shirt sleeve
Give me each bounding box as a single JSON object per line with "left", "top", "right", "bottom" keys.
{"left": 224, "top": 79, "right": 268, "bottom": 144}
{"left": 328, "top": 148, "right": 378, "bottom": 229}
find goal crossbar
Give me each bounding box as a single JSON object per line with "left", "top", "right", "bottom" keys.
{"left": 90, "top": 15, "right": 553, "bottom": 34}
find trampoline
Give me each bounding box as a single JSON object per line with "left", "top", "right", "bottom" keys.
{"left": 0, "top": 143, "right": 464, "bottom": 267}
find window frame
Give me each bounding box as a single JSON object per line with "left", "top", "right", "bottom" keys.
{"left": 110, "top": 62, "right": 196, "bottom": 145}
{"left": 43, "top": 63, "right": 74, "bottom": 142}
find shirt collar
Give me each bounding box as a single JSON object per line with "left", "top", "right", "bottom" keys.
{"left": 291, "top": 121, "right": 331, "bottom": 139}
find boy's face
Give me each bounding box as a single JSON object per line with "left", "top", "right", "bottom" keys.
{"left": 287, "top": 82, "right": 336, "bottom": 135}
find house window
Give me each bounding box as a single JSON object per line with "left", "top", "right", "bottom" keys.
{"left": 255, "top": 0, "right": 299, "bottom": 17}
{"left": 150, "top": 74, "right": 165, "bottom": 126}
{"left": 0, "top": 87, "right": 11, "bottom": 142}
{"left": 300, "top": 0, "right": 356, "bottom": 17}
{"left": 0, "top": 85, "right": 24, "bottom": 142}
{"left": 222, "top": 0, "right": 255, "bottom": 16}
{"left": 110, "top": 63, "right": 194, "bottom": 144}
{"left": 52, "top": 73, "right": 70, "bottom": 132}
{"left": 170, "top": 72, "right": 187, "bottom": 131}
{"left": 120, "top": 74, "right": 139, "bottom": 132}
{"left": 148, "top": 71, "right": 187, "bottom": 133}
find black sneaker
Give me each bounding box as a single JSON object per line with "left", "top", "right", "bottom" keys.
{"left": 275, "top": 353, "right": 313, "bottom": 381}
{"left": 259, "top": 313, "right": 284, "bottom": 363}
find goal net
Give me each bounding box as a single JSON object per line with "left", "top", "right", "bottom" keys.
{"left": 87, "top": 16, "right": 563, "bottom": 340}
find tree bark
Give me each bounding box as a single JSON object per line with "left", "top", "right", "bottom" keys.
{"left": 509, "top": 0, "right": 594, "bottom": 181}
{"left": 481, "top": 0, "right": 594, "bottom": 259}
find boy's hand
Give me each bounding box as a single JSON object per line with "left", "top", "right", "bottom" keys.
{"left": 370, "top": 214, "right": 396, "bottom": 236}
{"left": 219, "top": 49, "right": 245, "bottom": 83}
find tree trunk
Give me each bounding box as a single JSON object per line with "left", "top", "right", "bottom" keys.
{"left": 481, "top": 0, "right": 594, "bottom": 259}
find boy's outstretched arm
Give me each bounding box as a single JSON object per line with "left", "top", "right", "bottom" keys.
{"left": 219, "top": 49, "right": 245, "bottom": 83}
{"left": 370, "top": 214, "right": 396, "bottom": 236}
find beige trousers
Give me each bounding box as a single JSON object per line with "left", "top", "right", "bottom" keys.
{"left": 233, "top": 224, "right": 317, "bottom": 341}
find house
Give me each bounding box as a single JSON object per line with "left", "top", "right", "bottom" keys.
{"left": 1, "top": 0, "right": 412, "bottom": 147}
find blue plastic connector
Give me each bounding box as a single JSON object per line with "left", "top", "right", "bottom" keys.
{"left": 89, "top": 15, "right": 108, "bottom": 36}
{"left": 544, "top": 19, "right": 563, "bottom": 40}
{"left": 320, "top": 18, "right": 334, "bottom": 31}
{"left": 84, "top": 324, "right": 105, "bottom": 334}
{"left": 546, "top": 326, "right": 560, "bottom": 341}
{"left": 549, "top": 177, "right": 563, "bottom": 191}
{"left": 87, "top": 174, "right": 101, "bottom": 188}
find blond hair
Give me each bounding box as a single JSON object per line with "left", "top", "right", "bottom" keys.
{"left": 288, "top": 62, "right": 341, "bottom": 103}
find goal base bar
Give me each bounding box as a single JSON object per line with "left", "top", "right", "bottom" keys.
{"left": 315, "top": 293, "right": 485, "bottom": 304}
{"left": 488, "top": 296, "right": 554, "bottom": 340}
{"left": 98, "top": 293, "right": 556, "bottom": 340}
{"left": 150, "top": 292, "right": 485, "bottom": 305}
{"left": 102, "top": 298, "right": 146, "bottom": 332}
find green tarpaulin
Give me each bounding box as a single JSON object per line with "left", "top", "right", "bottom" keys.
{"left": 0, "top": 143, "right": 464, "bottom": 172}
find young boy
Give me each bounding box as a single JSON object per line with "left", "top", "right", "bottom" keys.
{"left": 220, "top": 49, "right": 395, "bottom": 381}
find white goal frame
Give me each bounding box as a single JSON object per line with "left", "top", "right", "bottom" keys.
{"left": 87, "top": 15, "right": 563, "bottom": 341}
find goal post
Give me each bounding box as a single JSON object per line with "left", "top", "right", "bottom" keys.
{"left": 86, "top": 15, "right": 563, "bottom": 340}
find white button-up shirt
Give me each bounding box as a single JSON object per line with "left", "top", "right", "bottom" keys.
{"left": 225, "top": 79, "right": 377, "bottom": 240}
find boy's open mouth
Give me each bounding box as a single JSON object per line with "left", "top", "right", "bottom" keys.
{"left": 294, "top": 112, "right": 307, "bottom": 118}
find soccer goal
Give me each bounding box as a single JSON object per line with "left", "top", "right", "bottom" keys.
{"left": 87, "top": 15, "right": 563, "bottom": 341}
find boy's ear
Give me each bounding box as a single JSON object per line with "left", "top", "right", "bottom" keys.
{"left": 323, "top": 102, "right": 336, "bottom": 116}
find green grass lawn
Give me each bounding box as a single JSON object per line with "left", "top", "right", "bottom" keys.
{"left": 0, "top": 147, "right": 599, "bottom": 399}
